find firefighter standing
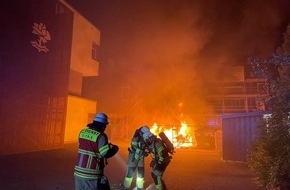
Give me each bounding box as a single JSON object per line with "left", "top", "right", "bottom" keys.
{"left": 74, "top": 112, "right": 119, "bottom": 190}
{"left": 120, "top": 126, "right": 150, "bottom": 190}
{"left": 143, "top": 132, "right": 171, "bottom": 190}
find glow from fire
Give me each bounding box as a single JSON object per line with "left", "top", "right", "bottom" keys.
{"left": 150, "top": 121, "right": 197, "bottom": 148}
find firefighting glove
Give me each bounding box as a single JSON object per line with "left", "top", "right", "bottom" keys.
{"left": 142, "top": 151, "right": 149, "bottom": 157}
{"left": 104, "top": 143, "right": 119, "bottom": 159}
{"left": 111, "top": 144, "right": 119, "bottom": 152}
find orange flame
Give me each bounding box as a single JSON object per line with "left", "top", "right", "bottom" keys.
{"left": 150, "top": 121, "right": 197, "bottom": 148}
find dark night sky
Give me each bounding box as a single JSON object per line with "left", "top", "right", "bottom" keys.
{"left": 66, "top": 0, "right": 290, "bottom": 116}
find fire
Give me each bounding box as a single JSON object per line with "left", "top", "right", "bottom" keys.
{"left": 150, "top": 121, "right": 197, "bottom": 148}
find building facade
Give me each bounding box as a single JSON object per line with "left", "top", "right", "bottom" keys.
{"left": 205, "top": 66, "right": 268, "bottom": 114}
{"left": 0, "top": 0, "right": 100, "bottom": 155}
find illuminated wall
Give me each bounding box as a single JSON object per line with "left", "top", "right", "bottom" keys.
{"left": 68, "top": 2, "right": 100, "bottom": 95}
{"left": 61, "top": 0, "right": 100, "bottom": 143}
{"left": 64, "top": 95, "right": 96, "bottom": 143}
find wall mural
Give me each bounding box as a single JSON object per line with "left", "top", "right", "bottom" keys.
{"left": 31, "top": 22, "right": 51, "bottom": 53}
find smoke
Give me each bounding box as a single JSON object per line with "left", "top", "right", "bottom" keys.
{"left": 67, "top": 0, "right": 290, "bottom": 116}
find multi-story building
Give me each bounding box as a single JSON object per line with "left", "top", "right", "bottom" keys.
{"left": 0, "top": 0, "right": 100, "bottom": 155}
{"left": 194, "top": 66, "right": 269, "bottom": 151}
{"left": 205, "top": 66, "right": 268, "bottom": 114}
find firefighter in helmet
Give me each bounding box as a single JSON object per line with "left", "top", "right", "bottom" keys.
{"left": 120, "top": 125, "right": 151, "bottom": 190}
{"left": 74, "top": 112, "right": 119, "bottom": 190}
{"left": 143, "top": 131, "right": 171, "bottom": 190}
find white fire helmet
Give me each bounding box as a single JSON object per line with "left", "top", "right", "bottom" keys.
{"left": 93, "top": 112, "right": 109, "bottom": 124}
{"left": 140, "top": 125, "right": 150, "bottom": 133}
{"left": 140, "top": 125, "right": 153, "bottom": 141}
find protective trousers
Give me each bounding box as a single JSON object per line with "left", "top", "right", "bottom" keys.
{"left": 123, "top": 152, "right": 145, "bottom": 189}
{"left": 151, "top": 170, "right": 164, "bottom": 190}
{"left": 151, "top": 162, "right": 169, "bottom": 190}
{"left": 75, "top": 175, "right": 110, "bottom": 190}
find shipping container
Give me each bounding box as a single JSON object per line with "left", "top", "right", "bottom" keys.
{"left": 221, "top": 111, "right": 268, "bottom": 162}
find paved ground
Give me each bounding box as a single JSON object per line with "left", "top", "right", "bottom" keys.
{"left": 0, "top": 140, "right": 262, "bottom": 190}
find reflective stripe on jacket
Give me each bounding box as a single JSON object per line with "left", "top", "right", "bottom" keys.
{"left": 74, "top": 128, "right": 109, "bottom": 179}
{"left": 129, "top": 135, "right": 146, "bottom": 156}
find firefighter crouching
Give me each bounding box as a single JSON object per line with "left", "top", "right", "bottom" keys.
{"left": 143, "top": 131, "right": 171, "bottom": 190}
{"left": 120, "top": 125, "right": 150, "bottom": 190}
{"left": 74, "top": 112, "right": 119, "bottom": 190}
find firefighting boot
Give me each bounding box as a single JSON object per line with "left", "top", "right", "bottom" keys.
{"left": 136, "top": 176, "right": 144, "bottom": 190}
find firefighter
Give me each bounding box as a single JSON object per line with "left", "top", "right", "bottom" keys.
{"left": 120, "top": 126, "right": 150, "bottom": 190}
{"left": 143, "top": 132, "right": 171, "bottom": 190}
{"left": 74, "top": 112, "right": 119, "bottom": 190}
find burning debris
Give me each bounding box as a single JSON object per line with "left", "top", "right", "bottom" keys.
{"left": 150, "top": 121, "right": 197, "bottom": 148}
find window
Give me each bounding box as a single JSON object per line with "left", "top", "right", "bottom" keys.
{"left": 92, "top": 43, "right": 100, "bottom": 61}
